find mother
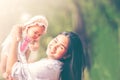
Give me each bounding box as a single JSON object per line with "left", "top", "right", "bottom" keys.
{"left": 6, "top": 31, "right": 85, "bottom": 80}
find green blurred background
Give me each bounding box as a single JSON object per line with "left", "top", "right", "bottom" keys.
{"left": 0, "top": 0, "right": 119, "bottom": 80}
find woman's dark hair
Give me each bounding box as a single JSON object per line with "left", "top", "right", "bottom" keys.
{"left": 59, "top": 32, "right": 85, "bottom": 80}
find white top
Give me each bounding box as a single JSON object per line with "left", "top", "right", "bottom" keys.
{"left": 12, "top": 58, "right": 63, "bottom": 80}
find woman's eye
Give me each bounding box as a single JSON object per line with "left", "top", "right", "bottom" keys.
{"left": 52, "top": 39, "right": 57, "bottom": 44}
{"left": 60, "top": 46, "right": 64, "bottom": 50}
{"left": 54, "top": 40, "right": 57, "bottom": 43}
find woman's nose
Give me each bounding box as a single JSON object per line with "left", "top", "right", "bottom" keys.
{"left": 51, "top": 44, "right": 58, "bottom": 50}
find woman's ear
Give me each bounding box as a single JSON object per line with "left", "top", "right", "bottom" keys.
{"left": 63, "top": 54, "right": 71, "bottom": 60}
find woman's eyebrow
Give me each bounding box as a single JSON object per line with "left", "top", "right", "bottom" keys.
{"left": 56, "top": 38, "right": 67, "bottom": 49}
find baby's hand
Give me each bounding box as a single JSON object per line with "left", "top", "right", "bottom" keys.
{"left": 29, "top": 40, "right": 40, "bottom": 51}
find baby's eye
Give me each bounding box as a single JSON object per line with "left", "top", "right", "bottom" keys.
{"left": 34, "top": 31, "right": 37, "bottom": 34}
{"left": 32, "top": 30, "right": 38, "bottom": 34}
{"left": 38, "top": 34, "right": 42, "bottom": 37}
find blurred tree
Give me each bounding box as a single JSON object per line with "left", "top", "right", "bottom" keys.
{"left": 74, "top": 0, "right": 120, "bottom": 80}
{"left": 73, "top": 0, "right": 92, "bottom": 70}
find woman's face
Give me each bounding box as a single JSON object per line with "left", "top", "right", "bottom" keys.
{"left": 27, "top": 26, "right": 45, "bottom": 41}
{"left": 46, "top": 34, "right": 69, "bottom": 60}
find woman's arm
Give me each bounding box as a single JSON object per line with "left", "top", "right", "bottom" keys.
{"left": 0, "top": 52, "right": 7, "bottom": 74}
{"left": 6, "top": 24, "right": 23, "bottom": 75}
{"left": 6, "top": 39, "right": 19, "bottom": 75}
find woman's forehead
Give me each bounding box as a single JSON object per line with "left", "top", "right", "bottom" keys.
{"left": 56, "top": 34, "right": 69, "bottom": 48}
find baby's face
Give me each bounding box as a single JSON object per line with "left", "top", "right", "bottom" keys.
{"left": 27, "top": 26, "right": 45, "bottom": 41}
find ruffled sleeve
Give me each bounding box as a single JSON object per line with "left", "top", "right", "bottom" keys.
{"left": 11, "top": 62, "right": 33, "bottom": 80}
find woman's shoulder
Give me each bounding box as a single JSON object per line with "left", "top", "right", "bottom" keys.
{"left": 28, "top": 58, "right": 63, "bottom": 80}
{"left": 33, "top": 58, "right": 63, "bottom": 70}
{"left": 41, "top": 58, "right": 63, "bottom": 65}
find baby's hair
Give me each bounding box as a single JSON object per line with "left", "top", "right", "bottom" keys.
{"left": 24, "top": 15, "right": 48, "bottom": 33}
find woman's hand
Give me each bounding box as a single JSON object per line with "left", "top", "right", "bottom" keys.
{"left": 10, "top": 24, "right": 23, "bottom": 42}
{"left": 5, "top": 25, "right": 21, "bottom": 79}
{"left": 2, "top": 72, "right": 14, "bottom": 80}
